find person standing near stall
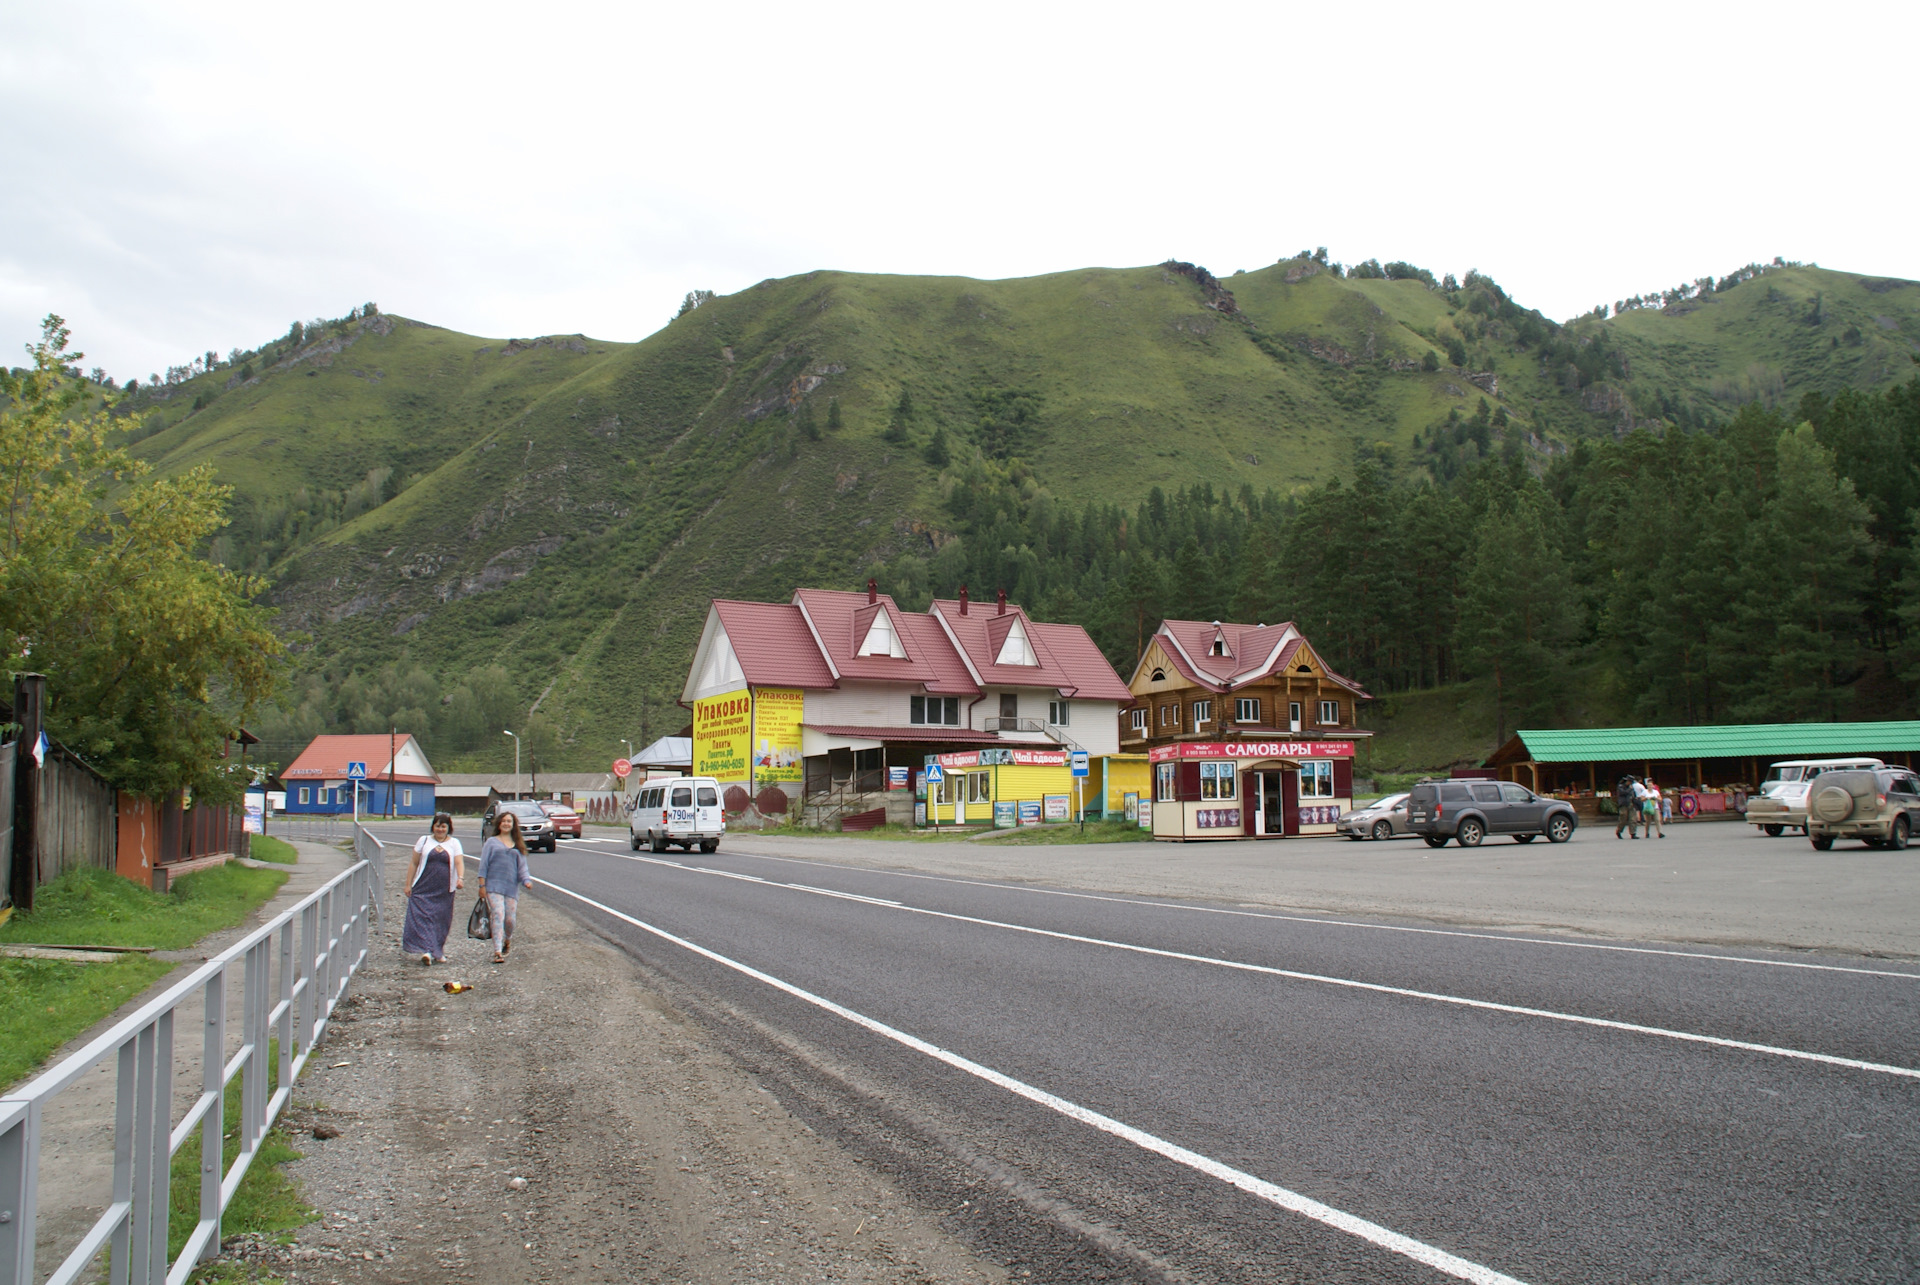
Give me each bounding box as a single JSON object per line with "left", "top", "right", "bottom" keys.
{"left": 402, "top": 813, "right": 463, "bottom": 965}
{"left": 478, "top": 810, "right": 533, "bottom": 964}
{"left": 1614, "top": 775, "right": 1640, "bottom": 840}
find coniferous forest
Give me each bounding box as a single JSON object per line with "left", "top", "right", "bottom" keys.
{"left": 873, "top": 379, "right": 1920, "bottom": 740}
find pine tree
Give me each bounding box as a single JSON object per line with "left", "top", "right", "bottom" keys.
{"left": 1455, "top": 492, "right": 1582, "bottom": 744}
{"left": 796, "top": 399, "right": 820, "bottom": 441}
{"left": 884, "top": 389, "right": 913, "bottom": 443}
{"left": 826, "top": 397, "right": 843, "bottom": 431}
{"left": 923, "top": 427, "right": 950, "bottom": 468}
{"left": 1725, "top": 425, "right": 1873, "bottom": 720}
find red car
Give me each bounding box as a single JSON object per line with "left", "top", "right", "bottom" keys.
{"left": 539, "top": 802, "right": 581, "bottom": 839}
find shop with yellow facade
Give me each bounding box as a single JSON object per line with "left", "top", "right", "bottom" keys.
{"left": 924, "top": 747, "right": 1079, "bottom": 827}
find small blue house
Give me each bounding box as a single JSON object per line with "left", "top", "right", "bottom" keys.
{"left": 281, "top": 734, "right": 439, "bottom": 816}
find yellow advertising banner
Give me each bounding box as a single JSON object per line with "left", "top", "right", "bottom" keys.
{"left": 751, "top": 687, "right": 804, "bottom": 784}
{"left": 693, "top": 689, "right": 752, "bottom": 785}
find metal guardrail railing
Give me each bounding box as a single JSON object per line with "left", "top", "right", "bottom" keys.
{"left": 0, "top": 825, "right": 387, "bottom": 1285}
{"left": 261, "top": 815, "right": 351, "bottom": 844}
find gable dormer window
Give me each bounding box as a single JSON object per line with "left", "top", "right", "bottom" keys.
{"left": 995, "top": 618, "right": 1037, "bottom": 666}
{"left": 1210, "top": 636, "right": 1229, "bottom": 657}
{"left": 858, "top": 609, "right": 907, "bottom": 658}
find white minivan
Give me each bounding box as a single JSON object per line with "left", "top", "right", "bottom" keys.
{"left": 628, "top": 776, "right": 725, "bottom": 853}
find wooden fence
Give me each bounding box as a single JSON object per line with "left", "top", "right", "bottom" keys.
{"left": 35, "top": 747, "right": 120, "bottom": 883}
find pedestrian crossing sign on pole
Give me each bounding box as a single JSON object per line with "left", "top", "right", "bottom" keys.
{"left": 345, "top": 762, "right": 368, "bottom": 779}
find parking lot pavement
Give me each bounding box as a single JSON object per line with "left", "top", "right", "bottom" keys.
{"left": 714, "top": 819, "right": 1920, "bottom": 959}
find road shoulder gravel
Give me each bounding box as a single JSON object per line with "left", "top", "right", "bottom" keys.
{"left": 259, "top": 846, "right": 1008, "bottom": 1284}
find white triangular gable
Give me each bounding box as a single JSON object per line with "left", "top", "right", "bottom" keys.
{"left": 858, "top": 609, "right": 907, "bottom": 658}
{"left": 391, "top": 737, "right": 437, "bottom": 779}
{"left": 686, "top": 616, "right": 747, "bottom": 699}
{"left": 995, "top": 618, "right": 1037, "bottom": 666}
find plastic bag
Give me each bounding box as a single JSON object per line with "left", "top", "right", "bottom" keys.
{"left": 466, "top": 896, "right": 492, "bottom": 940}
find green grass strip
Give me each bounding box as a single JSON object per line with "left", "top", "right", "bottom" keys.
{"left": 0, "top": 954, "right": 173, "bottom": 1088}
{"left": 168, "top": 1041, "right": 317, "bottom": 1263}
{"left": 0, "top": 864, "right": 288, "bottom": 951}
{"left": 988, "top": 820, "right": 1153, "bottom": 845}
{"left": 248, "top": 836, "right": 299, "bottom": 864}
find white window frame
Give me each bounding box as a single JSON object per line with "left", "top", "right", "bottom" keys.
{"left": 1160, "top": 703, "right": 1178, "bottom": 727}
{"left": 402, "top": 788, "right": 413, "bottom": 807}
{"left": 1300, "top": 760, "right": 1334, "bottom": 798}
{"left": 1130, "top": 709, "right": 1147, "bottom": 732}
{"left": 298, "top": 786, "right": 310, "bottom": 805}
{"left": 1318, "top": 700, "right": 1339, "bottom": 725}
{"left": 1199, "top": 761, "right": 1237, "bottom": 801}
{"left": 1289, "top": 701, "right": 1303, "bottom": 727}
{"left": 1155, "top": 762, "right": 1176, "bottom": 803}
{"left": 1192, "top": 699, "right": 1212, "bottom": 725}
{"left": 1048, "top": 700, "right": 1071, "bottom": 726}
{"left": 968, "top": 771, "right": 991, "bottom": 803}
{"left": 1235, "top": 697, "right": 1261, "bottom": 724}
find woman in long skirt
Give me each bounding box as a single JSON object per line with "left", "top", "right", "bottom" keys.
{"left": 402, "top": 813, "right": 464, "bottom": 964}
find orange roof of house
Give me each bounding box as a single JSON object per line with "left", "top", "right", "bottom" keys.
{"left": 281, "top": 734, "right": 438, "bottom": 782}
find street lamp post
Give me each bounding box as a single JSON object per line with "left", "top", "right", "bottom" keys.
{"left": 503, "top": 729, "right": 520, "bottom": 796}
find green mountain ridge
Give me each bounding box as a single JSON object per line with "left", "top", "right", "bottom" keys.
{"left": 105, "top": 256, "right": 1920, "bottom": 772}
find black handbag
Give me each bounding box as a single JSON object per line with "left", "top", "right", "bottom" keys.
{"left": 466, "top": 896, "right": 492, "bottom": 940}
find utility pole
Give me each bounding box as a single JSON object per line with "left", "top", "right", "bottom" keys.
{"left": 387, "top": 726, "right": 396, "bottom": 819}
{"left": 503, "top": 729, "right": 520, "bottom": 797}
{"left": 12, "top": 673, "right": 47, "bottom": 912}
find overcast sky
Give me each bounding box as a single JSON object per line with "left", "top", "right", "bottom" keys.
{"left": 3, "top": 0, "right": 1912, "bottom": 381}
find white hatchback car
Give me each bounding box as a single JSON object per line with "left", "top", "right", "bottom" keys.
{"left": 628, "top": 776, "right": 725, "bottom": 853}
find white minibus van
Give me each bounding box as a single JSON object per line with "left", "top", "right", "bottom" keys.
{"left": 628, "top": 776, "right": 725, "bottom": 852}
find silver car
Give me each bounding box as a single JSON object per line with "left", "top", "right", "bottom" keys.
{"left": 1344, "top": 792, "right": 1412, "bottom": 840}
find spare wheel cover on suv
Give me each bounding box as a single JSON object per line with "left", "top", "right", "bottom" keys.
{"left": 1812, "top": 773, "right": 1871, "bottom": 823}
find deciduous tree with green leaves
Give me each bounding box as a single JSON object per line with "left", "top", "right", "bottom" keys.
{"left": 1, "top": 316, "right": 280, "bottom": 801}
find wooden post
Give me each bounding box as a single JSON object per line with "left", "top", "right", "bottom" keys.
{"left": 12, "top": 673, "right": 46, "bottom": 912}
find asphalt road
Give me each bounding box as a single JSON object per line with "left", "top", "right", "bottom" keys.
{"left": 362, "top": 820, "right": 1920, "bottom": 1283}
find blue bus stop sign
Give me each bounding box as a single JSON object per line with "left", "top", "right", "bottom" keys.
{"left": 1070, "top": 751, "right": 1089, "bottom": 777}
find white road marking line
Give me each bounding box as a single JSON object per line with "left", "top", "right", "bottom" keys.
{"left": 599, "top": 851, "right": 1920, "bottom": 1081}
{"left": 716, "top": 846, "right": 1920, "bottom": 980}
{"left": 531, "top": 875, "right": 1530, "bottom": 1285}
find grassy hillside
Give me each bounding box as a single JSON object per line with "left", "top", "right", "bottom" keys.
{"left": 109, "top": 257, "right": 1920, "bottom": 773}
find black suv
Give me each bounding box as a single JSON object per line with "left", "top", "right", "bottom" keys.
{"left": 1407, "top": 779, "right": 1578, "bottom": 847}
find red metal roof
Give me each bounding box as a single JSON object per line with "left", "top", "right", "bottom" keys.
{"left": 1028, "top": 621, "right": 1133, "bottom": 700}
{"left": 804, "top": 724, "right": 999, "bottom": 743}
{"left": 1152, "top": 619, "right": 1372, "bottom": 699}
{"left": 793, "top": 589, "right": 955, "bottom": 686}
{"left": 928, "top": 599, "right": 1077, "bottom": 692}
{"left": 282, "top": 734, "right": 437, "bottom": 782}
{"left": 711, "top": 600, "right": 837, "bottom": 689}
{"left": 894, "top": 611, "right": 980, "bottom": 694}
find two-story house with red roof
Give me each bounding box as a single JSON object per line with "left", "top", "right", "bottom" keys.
{"left": 681, "top": 583, "right": 1133, "bottom": 824}
{"left": 1123, "top": 619, "right": 1371, "bottom": 840}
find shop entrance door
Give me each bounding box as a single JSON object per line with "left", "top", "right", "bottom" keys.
{"left": 1246, "top": 771, "right": 1286, "bottom": 837}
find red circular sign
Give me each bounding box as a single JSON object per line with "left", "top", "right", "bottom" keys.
{"left": 612, "top": 758, "right": 632, "bottom": 779}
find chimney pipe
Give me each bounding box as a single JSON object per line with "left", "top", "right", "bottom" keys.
{"left": 996, "top": 588, "right": 1007, "bottom": 616}
{"left": 867, "top": 578, "right": 877, "bottom": 604}
{"left": 959, "top": 585, "right": 969, "bottom": 615}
